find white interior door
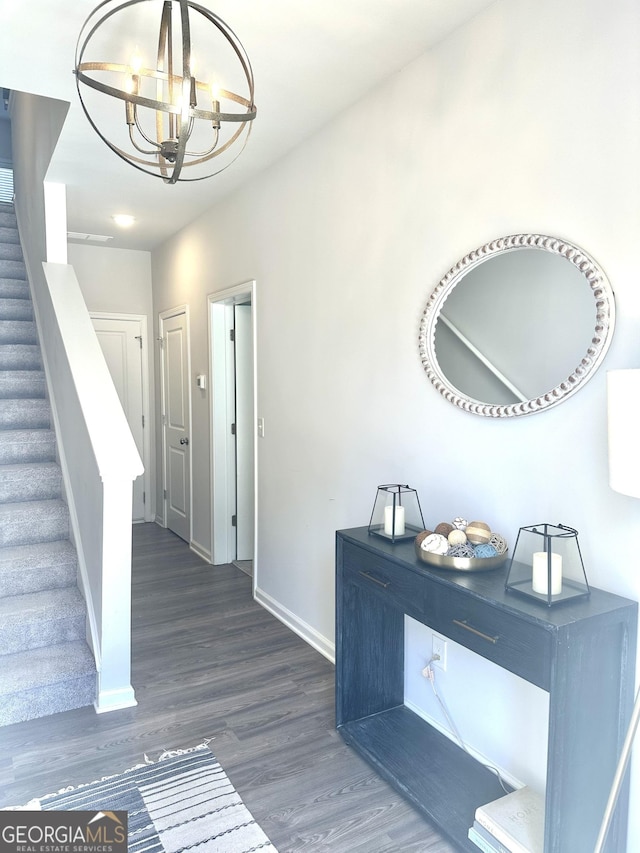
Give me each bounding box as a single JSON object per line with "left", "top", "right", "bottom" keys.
{"left": 234, "top": 303, "right": 254, "bottom": 561}
{"left": 91, "top": 315, "right": 146, "bottom": 522}
{"left": 161, "top": 308, "right": 191, "bottom": 542}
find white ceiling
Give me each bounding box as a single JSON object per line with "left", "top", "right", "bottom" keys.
{"left": 0, "top": 0, "right": 496, "bottom": 251}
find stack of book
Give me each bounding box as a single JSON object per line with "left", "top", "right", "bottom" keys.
{"left": 468, "top": 786, "right": 544, "bottom": 853}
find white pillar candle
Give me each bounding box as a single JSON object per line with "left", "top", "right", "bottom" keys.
{"left": 532, "top": 551, "right": 562, "bottom": 595}
{"left": 384, "top": 504, "right": 405, "bottom": 536}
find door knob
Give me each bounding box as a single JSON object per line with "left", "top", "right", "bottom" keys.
{"left": 180, "top": 437, "right": 189, "bottom": 445}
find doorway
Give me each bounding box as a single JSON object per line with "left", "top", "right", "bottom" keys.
{"left": 208, "top": 282, "right": 257, "bottom": 583}
{"left": 159, "top": 306, "right": 191, "bottom": 542}
{"left": 90, "top": 313, "right": 151, "bottom": 522}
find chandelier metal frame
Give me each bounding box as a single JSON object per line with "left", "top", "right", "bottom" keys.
{"left": 74, "top": 0, "right": 257, "bottom": 183}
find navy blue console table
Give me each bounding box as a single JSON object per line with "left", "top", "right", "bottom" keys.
{"left": 335, "top": 527, "right": 637, "bottom": 852}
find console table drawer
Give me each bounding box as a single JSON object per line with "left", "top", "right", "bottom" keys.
{"left": 341, "top": 541, "right": 424, "bottom": 619}
{"left": 425, "top": 584, "right": 552, "bottom": 689}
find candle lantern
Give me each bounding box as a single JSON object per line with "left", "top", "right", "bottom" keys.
{"left": 505, "top": 523, "right": 590, "bottom": 606}
{"left": 368, "top": 484, "right": 425, "bottom": 543}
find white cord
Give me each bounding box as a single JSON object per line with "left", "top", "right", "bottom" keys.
{"left": 423, "top": 656, "right": 510, "bottom": 794}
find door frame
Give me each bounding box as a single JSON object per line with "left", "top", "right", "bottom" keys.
{"left": 233, "top": 302, "right": 254, "bottom": 562}
{"left": 90, "top": 311, "right": 153, "bottom": 522}
{"left": 159, "top": 305, "right": 192, "bottom": 539}
{"left": 208, "top": 281, "right": 257, "bottom": 585}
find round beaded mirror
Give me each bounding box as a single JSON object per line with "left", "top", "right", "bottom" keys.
{"left": 418, "top": 234, "right": 615, "bottom": 417}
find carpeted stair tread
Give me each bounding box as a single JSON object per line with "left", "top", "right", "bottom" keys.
{"left": 0, "top": 205, "right": 17, "bottom": 228}
{"left": 0, "top": 216, "right": 17, "bottom": 232}
{"left": 0, "top": 641, "right": 95, "bottom": 726}
{"left": 0, "top": 429, "right": 56, "bottom": 463}
{"left": 0, "top": 398, "right": 50, "bottom": 429}
{"left": 0, "top": 344, "right": 42, "bottom": 370}
{"left": 0, "top": 297, "right": 32, "bottom": 321}
{"left": 0, "top": 540, "right": 77, "bottom": 598}
{"left": 0, "top": 226, "right": 20, "bottom": 246}
{"left": 0, "top": 278, "right": 30, "bottom": 300}
{"left": 0, "top": 243, "right": 23, "bottom": 263}
{"left": 0, "top": 640, "right": 95, "bottom": 695}
{"left": 0, "top": 461, "right": 62, "bottom": 503}
{"left": 0, "top": 259, "right": 26, "bottom": 280}
{"left": 0, "top": 370, "right": 46, "bottom": 399}
{"left": 0, "top": 319, "right": 37, "bottom": 344}
{"left": 0, "top": 498, "right": 69, "bottom": 547}
{"left": 0, "top": 675, "right": 95, "bottom": 727}
{"left": 0, "top": 587, "right": 86, "bottom": 654}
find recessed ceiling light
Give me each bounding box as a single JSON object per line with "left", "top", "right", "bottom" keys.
{"left": 112, "top": 214, "right": 136, "bottom": 228}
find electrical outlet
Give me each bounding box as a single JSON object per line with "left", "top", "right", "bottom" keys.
{"left": 432, "top": 634, "right": 447, "bottom": 671}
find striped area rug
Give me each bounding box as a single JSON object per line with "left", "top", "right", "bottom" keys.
{"left": 32, "top": 744, "right": 278, "bottom": 853}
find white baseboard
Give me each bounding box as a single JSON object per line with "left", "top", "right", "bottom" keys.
{"left": 404, "top": 698, "right": 523, "bottom": 790}
{"left": 190, "top": 539, "right": 212, "bottom": 563}
{"left": 232, "top": 559, "right": 253, "bottom": 578}
{"left": 94, "top": 685, "right": 138, "bottom": 714}
{"left": 254, "top": 586, "right": 335, "bottom": 663}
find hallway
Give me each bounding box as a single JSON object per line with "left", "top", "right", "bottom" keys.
{"left": 0, "top": 522, "right": 453, "bottom": 852}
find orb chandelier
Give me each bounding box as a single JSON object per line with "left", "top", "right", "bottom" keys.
{"left": 74, "top": 0, "right": 257, "bottom": 184}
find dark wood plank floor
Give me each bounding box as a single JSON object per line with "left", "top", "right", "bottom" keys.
{"left": 0, "top": 523, "right": 456, "bottom": 852}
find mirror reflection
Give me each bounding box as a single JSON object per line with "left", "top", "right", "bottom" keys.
{"left": 434, "top": 249, "right": 596, "bottom": 405}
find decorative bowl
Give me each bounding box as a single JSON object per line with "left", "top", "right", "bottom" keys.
{"left": 414, "top": 540, "right": 508, "bottom": 573}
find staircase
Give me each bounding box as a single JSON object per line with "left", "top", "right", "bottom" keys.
{"left": 0, "top": 202, "right": 96, "bottom": 726}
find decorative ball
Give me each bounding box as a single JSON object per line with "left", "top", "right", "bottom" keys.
{"left": 452, "top": 517, "right": 468, "bottom": 530}
{"left": 420, "top": 533, "right": 449, "bottom": 555}
{"left": 447, "top": 543, "right": 475, "bottom": 558}
{"left": 474, "top": 543, "right": 499, "bottom": 559}
{"left": 489, "top": 533, "right": 508, "bottom": 555}
{"left": 448, "top": 529, "right": 467, "bottom": 546}
{"left": 466, "top": 521, "right": 491, "bottom": 544}
{"left": 435, "top": 522, "right": 454, "bottom": 538}
{"left": 414, "top": 530, "right": 433, "bottom": 549}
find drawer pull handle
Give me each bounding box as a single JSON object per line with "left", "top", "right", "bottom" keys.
{"left": 453, "top": 619, "right": 499, "bottom": 644}
{"left": 359, "top": 571, "right": 390, "bottom": 589}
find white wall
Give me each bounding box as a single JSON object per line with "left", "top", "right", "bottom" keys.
{"left": 68, "top": 243, "right": 154, "bottom": 316}
{"left": 151, "top": 0, "right": 640, "bottom": 846}
{"left": 68, "top": 242, "right": 156, "bottom": 521}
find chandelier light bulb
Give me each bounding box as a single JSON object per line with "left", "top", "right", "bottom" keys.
{"left": 74, "top": 0, "right": 257, "bottom": 184}
{"left": 130, "top": 49, "right": 143, "bottom": 75}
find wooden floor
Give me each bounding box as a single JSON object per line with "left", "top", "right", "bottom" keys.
{"left": 0, "top": 523, "right": 456, "bottom": 852}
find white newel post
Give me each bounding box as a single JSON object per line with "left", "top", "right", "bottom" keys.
{"left": 95, "top": 476, "right": 138, "bottom": 713}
